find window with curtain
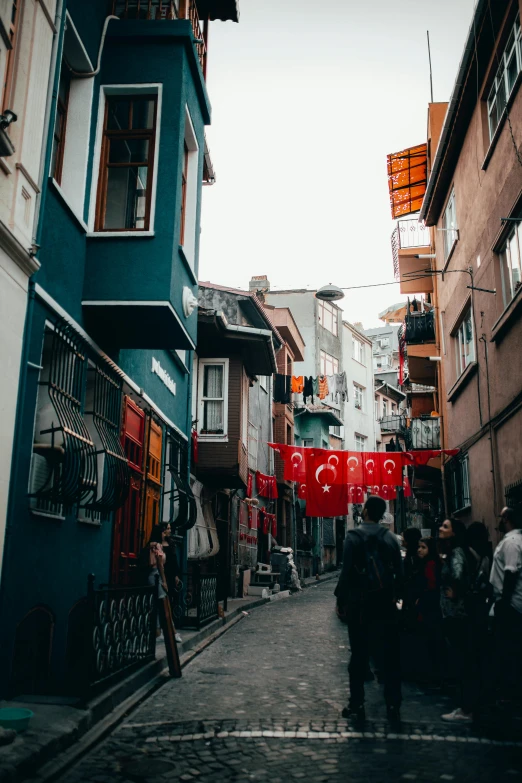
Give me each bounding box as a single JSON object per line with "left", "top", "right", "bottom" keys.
{"left": 198, "top": 360, "right": 229, "bottom": 437}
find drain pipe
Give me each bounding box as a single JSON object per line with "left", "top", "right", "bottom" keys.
{"left": 66, "top": 16, "right": 119, "bottom": 77}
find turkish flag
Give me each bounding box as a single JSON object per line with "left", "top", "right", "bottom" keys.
{"left": 379, "top": 484, "right": 397, "bottom": 501}
{"left": 377, "top": 453, "right": 403, "bottom": 487}
{"left": 346, "top": 452, "right": 365, "bottom": 485}
{"left": 247, "top": 473, "right": 253, "bottom": 498}
{"left": 404, "top": 448, "right": 459, "bottom": 466}
{"left": 305, "top": 449, "right": 348, "bottom": 517}
{"left": 403, "top": 474, "right": 412, "bottom": 497}
{"left": 298, "top": 483, "right": 307, "bottom": 499}
{"left": 268, "top": 443, "right": 307, "bottom": 482}
{"left": 363, "top": 453, "right": 382, "bottom": 486}
{"left": 348, "top": 485, "right": 366, "bottom": 504}
{"left": 256, "top": 472, "right": 278, "bottom": 499}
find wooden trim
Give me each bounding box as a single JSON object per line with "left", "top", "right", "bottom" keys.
{"left": 52, "top": 66, "right": 71, "bottom": 186}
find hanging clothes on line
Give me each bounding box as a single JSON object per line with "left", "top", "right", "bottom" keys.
{"left": 318, "top": 375, "right": 329, "bottom": 400}
{"left": 327, "top": 374, "right": 336, "bottom": 401}
{"left": 335, "top": 371, "right": 348, "bottom": 403}
{"left": 274, "top": 374, "right": 291, "bottom": 404}
{"left": 303, "top": 376, "right": 314, "bottom": 404}
{"left": 291, "top": 376, "right": 304, "bottom": 394}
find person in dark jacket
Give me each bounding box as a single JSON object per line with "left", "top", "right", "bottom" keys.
{"left": 335, "top": 496, "right": 403, "bottom": 723}
{"left": 414, "top": 537, "right": 443, "bottom": 684}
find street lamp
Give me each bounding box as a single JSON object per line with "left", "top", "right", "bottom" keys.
{"left": 315, "top": 284, "right": 345, "bottom": 302}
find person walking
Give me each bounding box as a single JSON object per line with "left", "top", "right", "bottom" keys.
{"left": 147, "top": 525, "right": 182, "bottom": 643}
{"left": 414, "top": 537, "right": 443, "bottom": 685}
{"left": 490, "top": 507, "right": 522, "bottom": 706}
{"left": 335, "top": 496, "right": 403, "bottom": 723}
{"left": 438, "top": 517, "right": 476, "bottom": 723}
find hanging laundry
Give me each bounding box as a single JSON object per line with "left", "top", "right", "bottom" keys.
{"left": 312, "top": 377, "right": 320, "bottom": 396}
{"left": 273, "top": 374, "right": 291, "bottom": 404}
{"left": 330, "top": 371, "right": 348, "bottom": 403}
{"left": 327, "top": 374, "right": 336, "bottom": 401}
{"left": 303, "top": 376, "right": 314, "bottom": 404}
{"left": 291, "top": 376, "right": 304, "bottom": 394}
{"left": 318, "top": 375, "right": 329, "bottom": 400}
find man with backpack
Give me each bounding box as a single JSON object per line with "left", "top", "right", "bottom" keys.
{"left": 335, "top": 496, "right": 403, "bottom": 722}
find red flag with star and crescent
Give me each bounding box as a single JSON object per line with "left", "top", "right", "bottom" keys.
{"left": 268, "top": 443, "right": 307, "bottom": 483}
{"left": 345, "top": 452, "right": 365, "bottom": 485}
{"left": 305, "top": 450, "right": 348, "bottom": 517}
{"left": 376, "top": 453, "right": 403, "bottom": 487}
{"left": 362, "top": 453, "right": 382, "bottom": 486}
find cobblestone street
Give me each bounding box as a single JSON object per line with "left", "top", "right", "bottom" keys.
{"left": 59, "top": 582, "right": 522, "bottom": 783}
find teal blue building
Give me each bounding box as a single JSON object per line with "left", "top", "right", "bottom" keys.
{"left": 0, "top": 1, "right": 239, "bottom": 699}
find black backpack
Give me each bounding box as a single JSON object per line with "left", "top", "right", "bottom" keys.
{"left": 347, "top": 526, "right": 396, "bottom": 599}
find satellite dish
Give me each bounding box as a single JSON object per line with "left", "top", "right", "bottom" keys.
{"left": 315, "top": 284, "right": 345, "bottom": 302}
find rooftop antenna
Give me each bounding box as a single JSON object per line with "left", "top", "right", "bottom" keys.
{"left": 427, "top": 30, "right": 434, "bottom": 102}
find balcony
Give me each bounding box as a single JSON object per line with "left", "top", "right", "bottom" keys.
{"left": 391, "top": 219, "right": 433, "bottom": 295}
{"left": 379, "top": 414, "right": 405, "bottom": 434}
{"left": 405, "top": 310, "right": 435, "bottom": 344}
{"left": 405, "top": 416, "right": 441, "bottom": 450}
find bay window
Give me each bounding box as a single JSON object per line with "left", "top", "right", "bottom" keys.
{"left": 319, "top": 349, "right": 338, "bottom": 376}
{"left": 198, "top": 359, "right": 229, "bottom": 439}
{"left": 95, "top": 93, "right": 158, "bottom": 231}
{"left": 318, "top": 300, "right": 338, "bottom": 336}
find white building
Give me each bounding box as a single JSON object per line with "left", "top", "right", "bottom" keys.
{"left": 342, "top": 321, "right": 376, "bottom": 453}
{"left": 0, "top": 0, "right": 57, "bottom": 575}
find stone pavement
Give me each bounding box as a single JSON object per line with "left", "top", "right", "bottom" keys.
{"left": 57, "top": 581, "right": 522, "bottom": 783}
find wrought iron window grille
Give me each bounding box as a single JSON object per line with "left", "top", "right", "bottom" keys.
{"left": 82, "top": 365, "right": 130, "bottom": 519}
{"left": 30, "top": 323, "right": 97, "bottom": 510}
{"left": 162, "top": 430, "right": 196, "bottom": 532}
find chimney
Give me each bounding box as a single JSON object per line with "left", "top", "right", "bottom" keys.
{"left": 249, "top": 275, "right": 270, "bottom": 301}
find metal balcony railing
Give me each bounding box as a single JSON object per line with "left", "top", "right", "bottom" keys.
{"left": 110, "top": 2, "right": 207, "bottom": 76}
{"left": 391, "top": 219, "right": 431, "bottom": 280}
{"left": 405, "top": 310, "right": 435, "bottom": 344}
{"left": 379, "top": 414, "right": 405, "bottom": 433}
{"left": 405, "top": 417, "right": 441, "bottom": 450}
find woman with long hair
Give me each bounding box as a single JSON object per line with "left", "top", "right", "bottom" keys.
{"left": 438, "top": 517, "right": 476, "bottom": 723}
{"left": 415, "top": 537, "right": 443, "bottom": 684}
{"left": 147, "top": 524, "right": 182, "bottom": 643}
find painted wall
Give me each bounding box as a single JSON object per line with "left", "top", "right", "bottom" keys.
{"left": 342, "top": 323, "right": 375, "bottom": 451}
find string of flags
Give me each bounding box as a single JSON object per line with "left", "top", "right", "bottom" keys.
{"left": 267, "top": 443, "right": 459, "bottom": 518}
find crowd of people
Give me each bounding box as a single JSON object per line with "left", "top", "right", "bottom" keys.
{"left": 335, "top": 497, "right": 522, "bottom": 724}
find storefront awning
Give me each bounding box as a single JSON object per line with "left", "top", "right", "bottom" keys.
{"left": 387, "top": 144, "right": 427, "bottom": 219}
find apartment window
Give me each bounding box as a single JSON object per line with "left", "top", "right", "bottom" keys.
{"left": 1, "top": 1, "right": 20, "bottom": 112}
{"left": 330, "top": 425, "right": 341, "bottom": 437}
{"left": 198, "top": 359, "right": 229, "bottom": 438}
{"left": 353, "top": 383, "right": 364, "bottom": 411}
{"left": 320, "top": 350, "right": 339, "bottom": 376}
{"left": 248, "top": 422, "right": 258, "bottom": 471}
{"left": 448, "top": 453, "right": 471, "bottom": 513}
{"left": 352, "top": 337, "right": 365, "bottom": 364}
{"left": 382, "top": 399, "right": 388, "bottom": 417}
{"left": 179, "top": 108, "right": 199, "bottom": 268}
{"left": 95, "top": 94, "right": 158, "bottom": 231}
{"left": 179, "top": 142, "right": 188, "bottom": 245}
{"left": 487, "top": 14, "right": 521, "bottom": 140}
{"left": 50, "top": 65, "right": 71, "bottom": 185}
{"left": 454, "top": 305, "right": 475, "bottom": 378}
{"left": 499, "top": 221, "right": 522, "bottom": 305}
{"left": 374, "top": 398, "right": 379, "bottom": 420}
{"left": 442, "top": 188, "right": 458, "bottom": 260}
{"left": 318, "top": 300, "right": 338, "bottom": 336}
{"left": 302, "top": 438, "right": 313, "bottom": 448}
{"left": 354, "top": 434, "right": 366, "bottom": 451}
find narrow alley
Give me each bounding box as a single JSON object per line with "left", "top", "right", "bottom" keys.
{"left": 58, "top": 583, "right": 522, "bottom": 783}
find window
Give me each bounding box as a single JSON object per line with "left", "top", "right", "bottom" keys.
{"left": 353, "top": 383, "right": 364, "bottom": 411}
{"left": 50, "top": 65, "right": 71, "bottom": 185}
{"left": 197, "top": 359, "right": 229, "bottom": 438}
{"left": 319, "top": 350, "right": 339, "bottom": 376}
{"left": 302, "top": 438, "right": 314, "bottom": 448}
{"left": 382, "top": 399, "right": 388, "bottom": 417}
{"left": 318, "top": 300, "right": 338, "bottom": 336}
{"left": 179, "top": 108, "right": 199, "bottom": 268}
{"left": 374, "top": 398, "right": 379, "bottom": 420}
{"left": 259, "top": 375, "right": 268, "bottom": 392}
{"left": 352, "top": 337, "right": 365, "bottom": 364}
{"left": 95, "top": 94, "right": 158, "bottom": 231}
{"left": 448, "top": 453, "right": 471, "bottom": 513}
{"left": 442, "top": 188, "right": 458, "bottom": 260}
{"left": 380, "top": 337, "right": 390, "bottom": 348}
{"left": 354, "top": 434, "right": 366, "bottom": 451}
{"left": 1, "top": 1, "right": 20, "bottom": 112}
{"left": 248, "top": 422, "right": 258, "bottom": 471}
{"left": 499, "top": 221, "right": 522, "bottom": 305}
{"left": 487, "top": 15, "right": 521, "bottom": 140}
{"left": 454, "top": 305, "right": 475, "bottom": 378}
{"left": 330, "top": 425, "right": 341, "bottom": 437}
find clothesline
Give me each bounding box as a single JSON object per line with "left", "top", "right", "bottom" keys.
{"left": 274, "top": 372, "right": 348, "bottom": 404}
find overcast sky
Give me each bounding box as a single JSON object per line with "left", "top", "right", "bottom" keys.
{"left": 199, "top": 0, "right": 476, "bottom": 329}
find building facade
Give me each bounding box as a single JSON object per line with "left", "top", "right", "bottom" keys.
{"left": 0, "top": 0, "right": 239, "bottom": 699}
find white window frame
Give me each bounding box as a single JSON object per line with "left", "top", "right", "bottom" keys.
{"left": 499, "top": 221, "right": 522, "bottom": 306}
{"left": 382, "top": 399, "right": 388, "bottom": 417}
{"left": 319, "top": 349, "right": 339, "bottom": 376}
{"left": 180, "top": 106, "right": 199, "bottom": 269}
{"left": 450, "top": 453, "right": 471, "bottom": 513}
{"left": 454, "top": 305, "right": 475, "bottom": 378}
{"left": 353, "top": 383, "right": 364, "bottom": 411}
{"left": 197, "top": 358, "right": 229, "bottom": 441}
{"left": 352, "top": 337, "right": 365, "bottom": 364}
{"left": 88, "top": 83, "right": 163, "bottom": 237}
{"left": 354, "top": 433, "right": 366, "bottom": 452}
{"left": 318, "top": 300, "right": 338, "bottom": 336}
{"left": 302, "top": 438, "right": 314, "bottom": 448}
{"left": 487, "top": 14, "right": 521, "bottom": 141}
{"left": 374, "top": 397, "right": 379, "bottom": 420}
{"left": 442, "top": 188, "right": 458, "bottom": 260}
